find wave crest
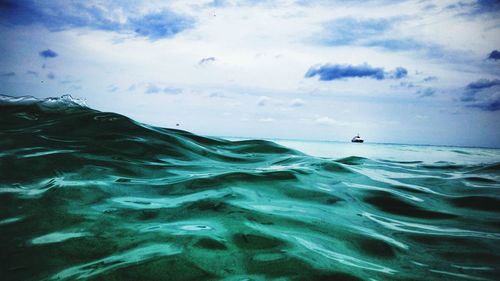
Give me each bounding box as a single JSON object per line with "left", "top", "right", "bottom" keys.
{"left": 0, "top": 94, "right": 88, "bottom": 110}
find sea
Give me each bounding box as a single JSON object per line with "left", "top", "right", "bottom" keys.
{"left": 1, "top": 95, "right": 499, "bottom": 281}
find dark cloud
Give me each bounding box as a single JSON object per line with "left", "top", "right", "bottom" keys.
{"left": 39, "top": 49, "right": 58, "bottom": 58}
{"left": 0, "top": 1, "right": 194, "bottom": 40}
{"left": 465, "top": 79, "right": 500, "bottom": 92}
{"left": 447, "top": 0, "right": 500, "bottom": 16}
{"left": 1, "top": 72, "right": 16, "bottom": 77}
{"left": 108, "top": 85, "right": 118, "bottom": 93}
{"left": 47, "top": 72, "right": 55, "bottom": 80}
{"left": 198, "top": 57, "right": 216, "bottom": 65}
{"left": 0, "top": 0, "right": 121, "bottom": 30}
{"left": 26, "top": 70, "right": 38, "bottom": 76}
{"left": 163, "top": 87, "right": 182, "bottom": 95}
{"left": 145, "top": 84, "right": 182, "bottom": 94}
{"left": 488, "top": 50, "right": 500, "bottom": 60}
{"left": 423, "top": 76, "right": 438, "bottom": 82}
{"left": 305, "top": 64, "right": 384, "bottom": 81}
{"left": 461, "top": 79, "right": 500, "bottom": 111}
{"left": 417, "top": 88, "right": 436, "bottom": 97}
{"left": 399, "top": 81, "right": 416, "bottom": 89}
{"left": 389, "top": 67, "right": 408, "bottom": 79}
{"left": 130, "top": 10, "right": 194, "bottom": 40}
{"left": 146, "top": 84, "right": 162, "bottom": 94}
{"left": 305, "top": 63, "right": 407, "bottom": 81}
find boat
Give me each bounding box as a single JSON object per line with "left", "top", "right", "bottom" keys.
{"left": 351, "top": 134, "right": 364, "bottom": 143}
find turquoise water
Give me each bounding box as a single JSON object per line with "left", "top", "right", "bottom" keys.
{"left": 1, "top": 95, "right": 499, "bottom": 281}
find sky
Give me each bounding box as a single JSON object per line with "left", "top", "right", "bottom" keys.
{"left": 0, "top": 0, "right": 499, "bottom": 148}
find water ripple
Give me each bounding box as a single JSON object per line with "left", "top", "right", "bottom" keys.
{"left": 1, "top": 95, "right": 499, "bottom": 281}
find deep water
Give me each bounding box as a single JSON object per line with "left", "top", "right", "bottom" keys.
{"left": 1, "top": 95, "right": 500, "bottom": 281}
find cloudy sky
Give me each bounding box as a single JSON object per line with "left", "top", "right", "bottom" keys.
{"left": 1, "top": 0, "right": 499, "bottom": 147}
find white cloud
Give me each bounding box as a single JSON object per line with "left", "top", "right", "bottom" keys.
{"left": 258, "top": 117, "right": 275, "bottom": 123}
{"left": 314, "top": 116, "right": 338, "bottom": 126}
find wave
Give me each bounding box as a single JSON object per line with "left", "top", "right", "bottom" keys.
{"left": 1, "top": 95, "right": 500, "bottom": 281}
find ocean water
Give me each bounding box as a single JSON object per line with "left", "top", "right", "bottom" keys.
{"left": 1, "top": 95, "right": 499, "bottom": 281}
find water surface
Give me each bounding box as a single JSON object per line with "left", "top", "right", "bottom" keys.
{"left": 1, "top": 95, "right": 499, "bottom": 281}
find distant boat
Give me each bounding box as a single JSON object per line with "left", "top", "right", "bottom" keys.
{"left": 351, "top": 134, "right": 364, "bottom": 143}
